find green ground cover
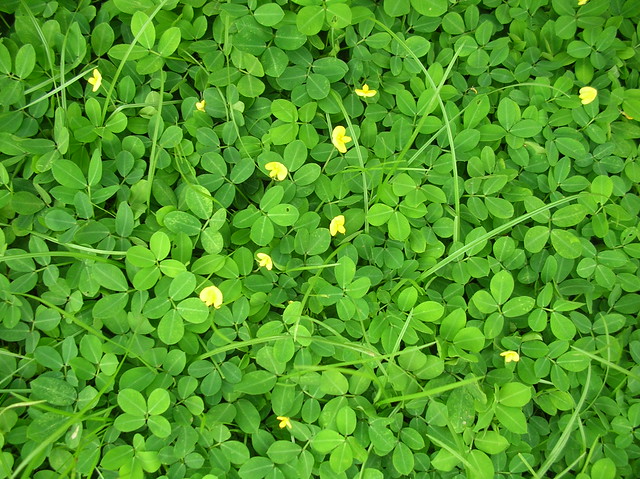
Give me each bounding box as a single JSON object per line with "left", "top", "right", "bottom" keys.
{"left": 1, "top": 0, "right": 640, "bottom": 477}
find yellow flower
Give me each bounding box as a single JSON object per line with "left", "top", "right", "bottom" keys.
{"left": 196, "top": 99, "right": 206, "bottom": 112}
{"left": 330, "top": 215, "right": 346, "bottom": 236}
{"left": 621, "top": 111, "right": 634, "bottom": 120}
{"left": 579, "top": 86, "right": 597, "bottom": 105}
{"left": 331, "top": 126, "right": 352, "bottom": 154}
{"left": 355, "top": 84, "right": 377, "bottom": 98}
{"left": 88, "top": 69, "right": 102, "bottom": 92}
{"left": 256, "top": 253, "right": 273, "bottom": 271}
{"left": 500, "top": 350, "right": 520, "bottom": 363}
{"left": 199, "top": 285, "right": 223, "bottom": 309}
{"left": 277, "top": 416, "right": 292, "bottom": 429}
{"left": 265, "top": 161, "right": 288, "bottom": 181}
{"left": 577, "top": 0, "right": 588, "bottom": 5}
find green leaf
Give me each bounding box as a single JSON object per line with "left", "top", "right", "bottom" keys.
{"left": 509, "top": 119, "right": 542, "bottom": 137}
{"left": 158, "top": 310, "right": 184, "bottom": 345}
{"left": 464, "top": 95, "right": 490, "bottom": 129}
{"left": 118, "top": 388, "right": 146, "bottom": 416}
{"left": 267, "top": 441, "right": 302, "bottom": 464}
{"left": 267, "top": 204, "right": 299, "bottom": 226}
{"left": 499, "top": 382, "right": 531, "bottom": 407}
{"left": 52, "top": 160, "right": 87, "bottom": 189}
{"left": 306, "top": 73, "right": 331, "bottom": 100}
{"left": 392, "top": 442, "right": 414, "bottom": 475}
{"left": 271, "top": 99, "right": 298, "bottom": 122}
{"left": 297, "top": 5, "right": 325, "bottom": 35}
{"left": 31, "top": 377, "right": 77, "bottom": 406}
{"left": 452, "top": 327, "right": 485, "bottom": 352}
{"left": 254, "top": 3, "right": 285, "bottom": 26}
{"left": 490, "top": 270, "right": 514, "bottom": 305}
{"left": 235, "top": 371, "right": 277, "bottom": 395}
{"left": 157, "top": 27, "right": 181, "bottom": 56}
{"left": 411, "top": 0, "right": 447, "bottom": 16}
{"left": 622, "top": 89, "right": 640, "bottom": 119}
{"left": 524, "top": 226, "right": 549, "bottom": 253}
{"left": 251, "top": 216, "right": 274, "bottom": 246}
{"left": 388, "top": 211, "right": 411, "bottom": 240}
{"left": 467, "top": 450, "right": 495, "bottom": 479}
{"left": 551, "top": 204, "right": 587, "bottom": 227}
{"left": 14, "top": 44, "right": 35, "bottom": 79}
{"left": 177, "top": 297, "right": 209, "bottom": 324}
{"left": 147, "top": 388, "right": 170, "bottom": 415}
{"left": 495, "top": 404, "right": 527, "bottom": 434}
{"left": 164, "top": 211, "right": 202, "bottom": 236}
{"left": 502, "top": 296, "right": 535, "bottom": 318}
{"left": 93, "top": 263, "right": 128, "bottom": 291}
{"left": 312, "top": 429, "right": 344, "bottom": 454}
{"left": 550, "top": 229, "right": 582, "bottom": 259}
{"left": 147, "top": 415, "right": 171, "bottom": 438}
{"left": 238, "top": 457, "right": 274, "bottom": 479}
{"left": 474, "top": 431, "right": 509, "bottom": 454}
{"left": 321, "top": 369, "right": 349, "bottom": 395}
{"left": 131, "top": 11, "right": 156, "bottom": 49}
{"left": 335, "top": 256, "right": 356, "bottom": 289}
{"left": 550, "top": 312, "right": 576, "bottom": 341}
{"left": 591, "top": 458, "right": 616, "bottom": 479}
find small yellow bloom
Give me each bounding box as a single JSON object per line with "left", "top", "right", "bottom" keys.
{"left": 256, "top": 253, "right": 273, "bottom": 271}
{"left": 196, "top": 99, "right": 206, "bottom": 112}
{"left": 621, "top": 111, "right": 634, "bottom": 120}
{"left": 265, "top": 161, "right": 288, "bottom": 181}
{"left": 577, "top": 0, "right": 588, "bottom": 5}
{"left": 88, "top": 69, "right": 102, "bottom": 92}
{"left": 579, "top": 86, "right": 597, "bottom": 105}
{"left": 500, "top": 350, "right": 520, "bottom": 363}
{"left": 355, "top": 84, "right": 377, "bottom": 98}
{"left": 330, "top": 215, "right": 346, "bottom": 236}
{"left": 277, "top": 416, "right": 292, "bottom": 429}
{"left": 199, "top": 285, "right": 223, "bottom": 309}
{"left": 331, "top": 126, "right": 352, "bottom": 154}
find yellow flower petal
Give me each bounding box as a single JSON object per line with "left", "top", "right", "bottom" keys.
{"left": 199, "top": 285, "right": 223, "bottom": 309}
{"left": 579, "top": 86, "right": 597, "bottom": 105}
{"left": 277, "top": 416, "right": 292, "bottom": 429}
{"left": 256, "top": 253, "right": 273, "bottom": 270}
{"left": 196, "top": 99, "right": 206, "bottom": 112}
{"left": 331, "top": 126, "right": 352, "bottom": 154}
{"left": 500, "top": 350, "right": 520, "bottom": 363}
{"left": 265, "top": 161, "right": 288, "bottom": 181}
{"left": 330, "top": 215, "right": 346, "bottom": 236}
{"left": 355, "top": 84, "right": 377, "bottom": 98}
{"left": 577, "top": 0, "right": 588, "bottom": 5}
{"left": 88, "top": 69, "right": 102, "bottom": 92}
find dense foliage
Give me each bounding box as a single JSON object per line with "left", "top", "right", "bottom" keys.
{"left": 0, "top": 0, "right": 639, "bottom": 478}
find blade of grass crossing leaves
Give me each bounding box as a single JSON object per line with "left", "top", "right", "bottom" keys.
{"left": 331, "top": 91, "right": 370, "bottom": 233}
{"left": 146, "top": 72, "right": 165, "bottom": 213}
{"left": 534, "top": 365, "right": 592, "bottom": 478}
{"left": 373, "top": 19, "right": 461, "bottom": 242}
{"left": 100, "top": 0, "right": 168, "bottom": 124}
